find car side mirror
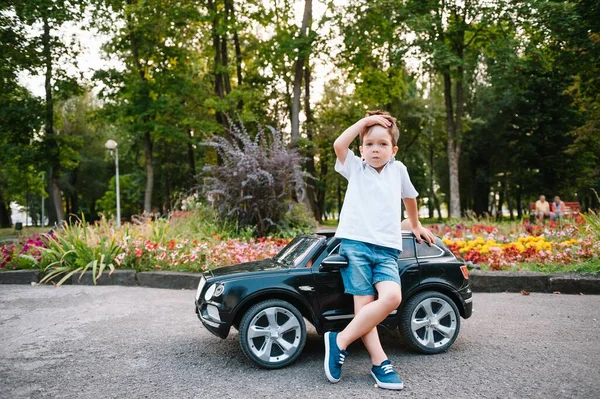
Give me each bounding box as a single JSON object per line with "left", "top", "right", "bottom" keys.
{"left": 320, "top": 254, "right": 348, "bottom": 272}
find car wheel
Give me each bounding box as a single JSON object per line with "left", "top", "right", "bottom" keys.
{"left": 399, "top": 291, "right": 460, "bottom": 354}
{"left": 239, "top": 299, "right": 306, "bottom": 369}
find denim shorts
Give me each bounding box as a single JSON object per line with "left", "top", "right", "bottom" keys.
{"left": 339, "top": 239, "right": 401, "bottom": 296}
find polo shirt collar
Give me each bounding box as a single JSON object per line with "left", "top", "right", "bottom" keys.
{"left": 362, "top": 157, "right": 395, "bottom": 169}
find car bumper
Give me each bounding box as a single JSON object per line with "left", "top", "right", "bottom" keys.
{"left": 195, "top": 300, "right": 231, "bottom": 339}
{"left": 463, "top": 297, "right": 473, "bottom": 318}
{"left": 459, "top": 285, "right": 473, "bottom": 319}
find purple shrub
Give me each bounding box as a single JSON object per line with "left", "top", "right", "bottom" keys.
{"left": 202, "top": 120, "right": 305, "bottom": 236}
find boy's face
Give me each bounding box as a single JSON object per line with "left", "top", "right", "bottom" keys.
{"left": 359, "top": 125, "right": 398, "bottom": 172}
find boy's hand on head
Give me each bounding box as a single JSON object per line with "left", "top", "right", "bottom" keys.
{"left": 363, "top": 115, "right": 393, "bottom": 129}
{"left": 411, "top": 224, "right": 436, "bottom": 246}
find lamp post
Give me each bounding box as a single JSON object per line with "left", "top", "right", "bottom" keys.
{"left": 105, "top": 139, "right": 121, "bottom": 227}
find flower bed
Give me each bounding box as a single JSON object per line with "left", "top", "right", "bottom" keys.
{"left": 119, "top": 235, "right": 290, "bottom": 272}
{"left": 0, "top": 214, "right": 292, "bottom": 280}
{"left": 2, "top": 211, "right": 599, "bottom": 283}
{"left": 0, "top": 235, "right": 46, "bottom": 270}
{"left": 434, "top": 220, "right": 600, "bottom": 271}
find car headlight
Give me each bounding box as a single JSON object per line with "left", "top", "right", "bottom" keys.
{"left": 204, "top": 284, "right": 216, "bottom": 301}
{"left": 196, "top": 276, "right": 206, "bottom": 301}
{"left": 204, "top": 283, "right": 225, "bottom": 301}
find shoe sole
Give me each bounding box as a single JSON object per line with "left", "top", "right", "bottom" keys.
{"left": 324, "top": 332, "right": 340, "bottom": 383}
{"left": 370, "top": 371, "right": 404, "bottom": 390}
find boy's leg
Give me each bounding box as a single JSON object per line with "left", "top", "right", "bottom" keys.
{"left": 337, "top": 281, "right": 401, "bottom": 350}
{"left": 353, "top": 295, "right": 388, "bottom": 366}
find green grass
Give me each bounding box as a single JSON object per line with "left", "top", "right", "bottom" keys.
{"left": 0, "top": 227, "right": 49, "bottom": 238}
{"left": 319, "top": 219, "right": 338, "bottom": 228}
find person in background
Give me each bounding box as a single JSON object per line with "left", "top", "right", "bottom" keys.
{"left": 552, "top": 196, "right": 566, "bottom": 220}
{"left": 535, "top": 195, "right": 554, "bottom": 223}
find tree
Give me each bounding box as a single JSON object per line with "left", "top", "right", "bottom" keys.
{"left": 0, "top": 86, "right": 44, "bottom": 228}
{"left": 8, "top": 0, "right": 85, "bottom": 224}
{"left": 93, "top": 0, "right": 207, "bottom": 214}
{"left": 0, "top": 7, "right": 45, "bottom": 227}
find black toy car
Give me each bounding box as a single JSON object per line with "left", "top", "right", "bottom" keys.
{"left": 195, "top": 231, "right": 473, "bottom": 369}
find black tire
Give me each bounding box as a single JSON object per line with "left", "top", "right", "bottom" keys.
{"left": 239, "top": 299, "right": 306, "bottom": 369}
{"left": 399, "top": 291, "right": 461, "bottom": 354}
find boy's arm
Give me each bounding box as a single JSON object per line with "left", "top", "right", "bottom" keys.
{"left": 403, "top": 198, "right": 436, "bottom": 245}
{"left": 333, "top": 115, "right": 392, "bottom": 165}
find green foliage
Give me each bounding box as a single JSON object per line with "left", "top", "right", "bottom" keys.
{"left": 36, "top": 217, "right": 121, "bottom": 286}
{"left": 274, "top": 202, "right": 319, "bottom": 238}
{"left": 95, "top": 174, "right": 145, "bottom": 220}
{"left": 581, "top": 208, "right": 600, "bottom": 240}
{"left": 168, "top": 203, "right": 248, "bottom": 241}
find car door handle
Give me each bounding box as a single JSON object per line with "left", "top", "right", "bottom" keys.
{"left": 404, "top": 266, "right": 419, "bottom": 274}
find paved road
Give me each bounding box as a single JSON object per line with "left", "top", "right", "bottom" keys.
{"left": 1, "top": 286, "right": 599, "bottom": 399}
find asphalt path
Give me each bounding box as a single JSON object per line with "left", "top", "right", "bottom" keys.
{"left": 1, "top": 285, "right": 599, "bottom": 399}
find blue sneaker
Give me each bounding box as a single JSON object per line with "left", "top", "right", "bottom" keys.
{"left": 371, "top": 360, "right": 404, "bottom": 390}
{"left": 324, "top": 331, "right": 348, "bottom": 383}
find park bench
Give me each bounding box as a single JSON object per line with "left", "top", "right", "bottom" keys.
{"left": 528, "top": 201, "right": 581, "bottom": 218}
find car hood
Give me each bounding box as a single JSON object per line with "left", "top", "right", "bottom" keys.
{"left": 206, "top": 258, "right": 285, "bottom": 278}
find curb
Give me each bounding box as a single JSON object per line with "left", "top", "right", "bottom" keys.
{"left": 469, "top": 271, "right": 600, "bottom": 295}
{"left": 1, "top": 269, "right": 599, "bottom": 295}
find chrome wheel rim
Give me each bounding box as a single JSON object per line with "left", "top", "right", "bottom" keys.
{"left": 246, "top": 306, "right": 302, "bottom": 363}
{"left": 410, "top": 297, "right": 457, "bottom": 349}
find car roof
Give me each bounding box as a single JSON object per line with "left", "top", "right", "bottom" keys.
{"left": 316, "top": 229, "right": 416, "bottom": 238}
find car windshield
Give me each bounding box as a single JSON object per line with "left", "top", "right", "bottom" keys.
{"left": 274, "top": 236, "right": 323, "bottom": 267}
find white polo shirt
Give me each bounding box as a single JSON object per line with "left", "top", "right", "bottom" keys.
{"left": 334, "top": 150, "right": 418, "bottom": 251}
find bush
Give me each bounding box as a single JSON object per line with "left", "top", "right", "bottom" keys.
{"left": 201, "top": 120, "right": 306, "bottom": 236}
{"left": 275, "top": 202, "right": 319, "bottom": 238}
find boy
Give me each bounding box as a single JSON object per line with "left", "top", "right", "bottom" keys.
{"left": 325, "top": 111, "right": 435, "bottom": 390}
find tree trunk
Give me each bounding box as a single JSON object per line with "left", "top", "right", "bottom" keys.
{"left": 162, "top": 141, "right": 171, "bottom": 213}
{"left": 221, "top": 36, "right": 231, "bottom": 95}
{"left": 229, "top": 0, "right": 244, "bottom": 110}
{"left": 43, "top": 15, "right": 64, "bottom": 225}
{"left": 143, "top": 132, "right": 153, "bottom": 213}
{"left": 221, "top": 0, "right": 232, "bottom": 95}
{"left": 428, "top": 145, "right": 435, "bottom": 219}
{"left": 303, "top": 61, "right": 320, "bottom": 221}
{"left": 290, "top": 0, "right": 312, "bottom": 144}
{"left": 496, "top": 189, "right": 504, "bottom": 220}
{"left": 127, "top": 4, "right": 154, "bottom": 214}
{"left": 288, "top": 0, "right": 313, "bottom": 206}
{"left": 70, "top": 167, "right": 79, "bottom": 216}
{"left": 508, "top": 192, "right": 515, "bottom": 221}
{"left": 317, "top": 155, "right": 327, "bottom": 222}
{"left": 444, "top": 70, "right": 461, "bottom": 219}
{"left": 516, "top": 187, "right": 523, "bottom": 219}
{"left": 0, "top": 195, "right": 11, "bottom": 228}
{"left": 208, "top": 0, "right": 228, "bottom": 130}
{"left": 434, "top": 192, "right": 442, "bottom": 221}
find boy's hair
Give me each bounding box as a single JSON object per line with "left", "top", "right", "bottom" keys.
{"left": 360, "top": 110, "right": 400, "bottom": 145}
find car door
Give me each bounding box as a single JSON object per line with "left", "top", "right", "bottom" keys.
{"left": 311, "top": 241, "right": 354, "bottom": 331}
{"left": 398, "top": 236, "right": 420, "bottom": 296}
{"left": 312, "top": 237, "right": 419, "bottom": 332}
